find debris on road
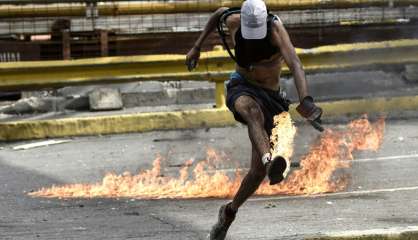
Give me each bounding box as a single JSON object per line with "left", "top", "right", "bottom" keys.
{"left": 89, "top": 88, "right": 123, "bottom": 111}
{"left": 264, "top": 203, "right": 277, "bottom": 209}
{"left": 0, "top": 97, "right": 54, "bottom": 114}
{"left": 403, "top": 64, "right": 418, "bottom": 83}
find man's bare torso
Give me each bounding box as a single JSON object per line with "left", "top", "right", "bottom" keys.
{"left": 226, "top": 14, "right": 283, "bottom": 91}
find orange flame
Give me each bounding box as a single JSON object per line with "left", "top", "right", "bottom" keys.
{"left": 258, "top": 115, "right": 385, "bottom": 195}
{"left": 269, "top": 112, "right": 297, "bottom": 178}
{"left": 29, "top": 113, "right": 385, "bottom": 199}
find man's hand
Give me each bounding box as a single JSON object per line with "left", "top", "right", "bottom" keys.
{"left": 296, "top": 96, "right": 324, "bottom": 132}
{"left": 185, "top": 46, "right": 201, "bottom": 71}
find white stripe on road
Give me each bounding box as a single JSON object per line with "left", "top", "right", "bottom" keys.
{"left": 249, "top": 186, "right": 418, "bottom": 202}
{"left": 204, "top": 153, "right": 418, "bottom": 174}
{"left": 350, "top": 153, "right": 418, "bottom": 163}
{"left": 199, "top": 154, "right": 418, "bottom": 202}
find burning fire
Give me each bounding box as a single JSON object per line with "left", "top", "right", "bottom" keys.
{"left": 269, "top": 112, "right": 297, "bottom": 178}
{"left": 257, "top": 114, "right": 385, "bottom": 195}
{"left": 29, "top": 113, "right": 385, "bottom": 199}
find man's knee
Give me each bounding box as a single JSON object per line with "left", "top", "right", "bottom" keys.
{"left": 234, "top": 96, "right": 264, "bottom": 123}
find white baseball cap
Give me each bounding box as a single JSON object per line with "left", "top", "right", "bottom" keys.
{"left": 241, "top": 0, "right": 268, "bottom": 39}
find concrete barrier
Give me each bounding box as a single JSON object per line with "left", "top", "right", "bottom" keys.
{"left": 1, "top": 95, "right": 418, "bottom": 141}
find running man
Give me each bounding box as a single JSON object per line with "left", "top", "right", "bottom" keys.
{"left": 185, "top": 0, "right": 323, "bottom": 239}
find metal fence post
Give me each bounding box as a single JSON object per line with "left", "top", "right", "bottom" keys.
{"left": 215, "top": 81, "right": 226, "bottom": 108}
{"left": 62, "top": 29, "right": 71, "bottom": 60}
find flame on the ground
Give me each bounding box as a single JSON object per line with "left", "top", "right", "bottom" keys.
{"left": 258, "top": 114, "right": 385, "bottom": 195}
{"left": 29, "top": 113, "right": 385, "bottom": 199}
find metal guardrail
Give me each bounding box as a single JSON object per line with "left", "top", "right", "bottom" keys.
{"left": 1, "top": 0, "right": 417, "bottom": 18}
{"left": 1, "top": 39, "right": 418, "bottom": 108}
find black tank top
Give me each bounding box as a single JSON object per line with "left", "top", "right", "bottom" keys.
{"left": 234, "top": 16, "right": 280, "bottom": 69}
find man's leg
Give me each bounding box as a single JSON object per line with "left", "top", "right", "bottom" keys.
{"left": 209, "top": 96, "right": 269, "bottom": 240}
{"left": 233, "top": 95, "right": 289, "bottom": 186}
{"left": 234, "top": 96, "right": 270, "bottom": 157}
{"left": 230, "top": 146, "right": 266, "bottom": 211}
{"left": 229, "top": 95, "right": 270, "bottom": 211}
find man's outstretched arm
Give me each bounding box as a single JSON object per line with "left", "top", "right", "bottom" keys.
{"left": 271, "top": 20, "right": 308, "bottom": 102}
{"left": 272, "top": 20, "right": 323, "bottom": 130}
{"left": 186, "top": 7, "right": 228, "bottom": 71}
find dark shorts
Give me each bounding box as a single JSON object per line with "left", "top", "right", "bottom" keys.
{"left": 226, "top": 72, "right": 290, "bottom": 135}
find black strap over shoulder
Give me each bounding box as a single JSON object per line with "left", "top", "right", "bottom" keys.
{"left": 217, "top": 8, "right": 279, "bottom": 69}
{"left": 217, "top": 7, "right": 241, "bottom": 63}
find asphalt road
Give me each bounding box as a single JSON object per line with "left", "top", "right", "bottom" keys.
{"left": 1, "top": 118, "right": 418, "bottom": 239}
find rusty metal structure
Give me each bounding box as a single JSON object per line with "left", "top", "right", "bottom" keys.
{"left": 1, "top": 0, "right": 417, "bottom": 17}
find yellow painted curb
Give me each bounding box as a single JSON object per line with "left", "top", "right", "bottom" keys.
{"left": 0, "top": 108, "right": 235, "bottom": 141}
{"left": 318, "top": 95, "right": 418, "bottom": 118}
{"left": 1, "top": 95, "right": 418, "bottom": 141}
{"left": 288, "top": 95, "right": 418, "bottom": 119}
